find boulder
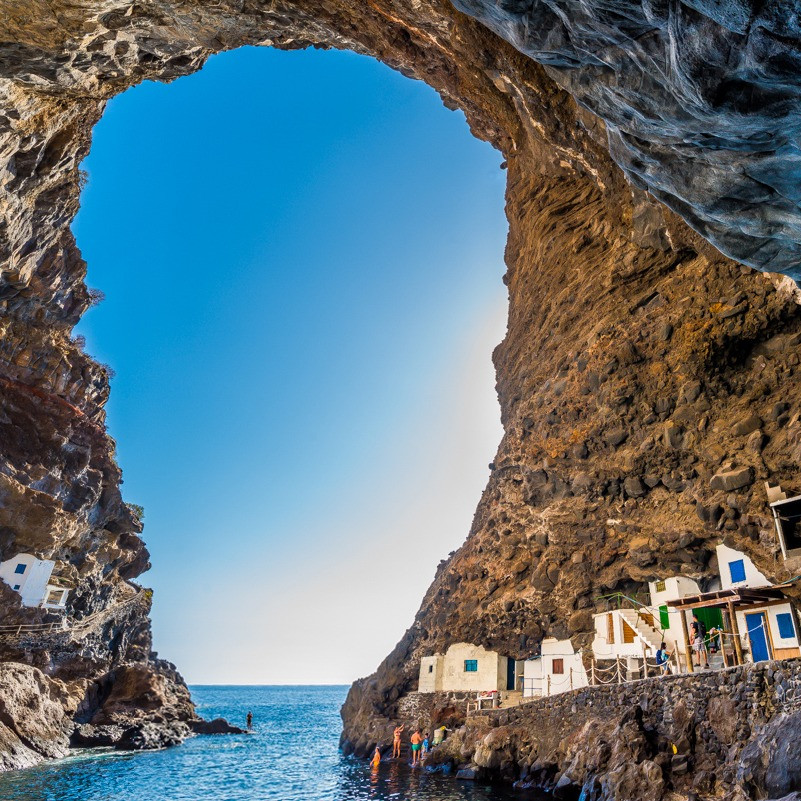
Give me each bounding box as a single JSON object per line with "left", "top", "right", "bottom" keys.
{"left": 116, "top": 721, "right": 191, "bottom": 751}
{"left": 189, "top": 718, "right": 247, "bottom": 735}
{"left": 710, "top": 467, "right": 754, "bottom": 492}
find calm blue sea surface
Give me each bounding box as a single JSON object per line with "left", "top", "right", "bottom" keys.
{"left": 0, "top": 686, "right": 539, "bottom": 801}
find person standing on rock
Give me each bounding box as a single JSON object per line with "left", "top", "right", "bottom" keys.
{"left": 392, "top": 724, "right": 404, "bottom": 758}
{"left": 371, "top": 746, "right": 381, "bottom": 769}
{"left": 410, "top": 729, "right": 423, "bottom": 766}
{"left": 246, "top": 711, "right": 253, "bottom": 730}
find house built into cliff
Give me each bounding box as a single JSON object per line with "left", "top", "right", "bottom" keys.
{"left": 666, "top": 544, "right": 801, "bottom": 668}
{"left": 591, "top": 544, "right": 801, "bottom": 673}
{"left": 418, "top": 643, "right": 523, "bottom": 694}
{"left": 0, "top": 553, "right": 71, "bottom": 609}
{"left": 523, "top": 638, "right": 588, "bottom": 697}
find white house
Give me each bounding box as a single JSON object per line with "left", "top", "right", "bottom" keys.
{"left": 715, "top": 543, "right": 801, "bottom": 662}
{"left": 0, "top": 553, "right": 70, "bottom": 609}
{"left": 418, "top": 643, "right": 523, "bottom": 693}
{"left": 647, "top": 575, "right": 703, "bottom": 660}
{"left": 592, "top": 608, "right": 663, "bottom": 665}
{"left": 523, "top": 638, "right": 587, "bottom": 698}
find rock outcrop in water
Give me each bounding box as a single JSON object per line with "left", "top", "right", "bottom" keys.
{"left": 2, "top": 0, "right": 801, "bottom": 792}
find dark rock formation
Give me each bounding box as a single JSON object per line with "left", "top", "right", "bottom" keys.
{"left": 1, "top": 0, "right": 801, "bottom": 793}
{"left": 453, "top": 0, "right": 801, "bottom": 278}
{"left": 189, "top": 719, "right": 248, "bottom": 736}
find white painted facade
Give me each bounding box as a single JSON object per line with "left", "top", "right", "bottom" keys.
{"left": 418, "top": 655, "right": 444, "bottom": 693}
{"left": 0, "top": 553, "right": 69, "bottom": 609}
{"left": 592, "top": 609, "right": 662, "bottom": 660}
{"left": 711, "top": 544, "right": 801, "bottom": 660}
{"left": 523, "top": 638, "right": 587, "bottom": 697}
{"left": 647, "top": 576, "right": 702, "bottom": 657}
{"left": 716, "top": 543, "right": 769, "bottom": 590}
{"left": 417, "top": 643, "right": 508, "bottom": 693}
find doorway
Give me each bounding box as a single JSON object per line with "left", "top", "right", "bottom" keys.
{"left": 506, "top": 657, "right": 516, "bottom": 691}
{"left": 745, "top": 612, "right": 772, "bottom": 662}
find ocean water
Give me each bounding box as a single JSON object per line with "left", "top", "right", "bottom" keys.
{"left": 0, "top": 685, "right": 540, "bottom": 801}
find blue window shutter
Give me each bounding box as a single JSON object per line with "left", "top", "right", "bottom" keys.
{"left": 14, "top": 563, "right": 26, "bottom": 575}
{"left": 729, "top": 560, "right": 746, "bottom": 583}
{"left": 777, "top": 613, "right": 796, "bottom": 639}
{"left": 464, "top": 660, "right": 478, "bottom": 672}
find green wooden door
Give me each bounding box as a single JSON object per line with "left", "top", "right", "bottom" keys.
{"left": 694, "top": 607, "right": 723, "bottom": 633}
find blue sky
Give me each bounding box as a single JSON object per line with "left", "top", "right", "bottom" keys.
{"left": 73, "top": 46, "right": 508, "bottom": 684}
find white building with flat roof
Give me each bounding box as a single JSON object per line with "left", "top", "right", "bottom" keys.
{"left": 523, "top": 638, "right": 587, "bottom": 698}
{"left": 0, "top": 553, "right": 70, "bottom": 610}
{"left": 418, "top": 643, "right": 523, "bottom": 693}
{"left": 714, "top": 544, "right": 800, "bottom": 662}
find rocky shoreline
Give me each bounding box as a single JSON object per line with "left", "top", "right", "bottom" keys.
{"left": 343, "top": 660, "right": 801, "bottom": 800}
{"left": 0, "top": 658, "right": 244, "bottom": 773}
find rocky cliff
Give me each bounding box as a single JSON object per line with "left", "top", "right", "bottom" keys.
{"left": 1, "top": 0, "right": 801, "bottom": 790}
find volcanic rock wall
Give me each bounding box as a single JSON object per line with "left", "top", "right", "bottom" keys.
{"left": 1, "top": 0, "right": 801, "bottom": 783}
{"left": 419, "top": 659, "right": 801, "bottom": 800}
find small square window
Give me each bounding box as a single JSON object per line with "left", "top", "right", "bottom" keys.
{"left": 777, "top": 612, "right": 796, "bottom": 640}
{"left": 552, "top": 658, "right": 564, "bottom": 674}
{"left": 428, "top": 665, "right": 433, "bottom": 673}
{"left": 464, "top": 660, "right": 478, "bottom": 672}
{"left": 655, "top": 580, "right": 666, "bottom": 593}
{"left": 729, "top": 559, "right": 746, "bottom": 584}
{"left": 14, "top": 564, "right": 26, "bottom": 575}
{"left": 12, "top": 585, "right": 20, "bottom": 591}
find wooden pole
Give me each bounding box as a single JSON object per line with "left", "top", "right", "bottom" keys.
{"left": 642, "top": 641, "right": 648, "bottom": 678}
{"left": 728, "top": 601, "right": 744, "bottom": 665}
{"left": 680, "top": 610, "right": 695, "bottom": 673}
{"left": 569, "top": 667, "right": 573, "bottom": 690}
{"left": 547, "top": 675, "right": 551, "bottom": 696}
{"left": 617, "top": 656, "right": 622, "bottom": 684}
{"left": 591, "top": 659, "right": 596, "bottom": 686}
{"left": 720, "top": 610, "right": 731, "bottom": 668}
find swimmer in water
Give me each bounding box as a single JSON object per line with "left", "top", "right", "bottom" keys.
{"left": 371, "top": 746, "right": 381, "bottom": 769}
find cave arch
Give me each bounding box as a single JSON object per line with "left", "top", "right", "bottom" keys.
{"left": 2, "top": 0, "right": 801, "bottom": 767}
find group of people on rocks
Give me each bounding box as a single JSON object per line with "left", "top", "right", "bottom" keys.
{"left": 370, "top": 724, "right": 447, "bottom": 769}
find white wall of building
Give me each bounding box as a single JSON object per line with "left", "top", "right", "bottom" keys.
{"left": 647, "top": 576, "right": 701, "bottom": 657}
{"left": 734, "top": 602, "right": 800, "bottom": 661}
{"left": 537, "top": 638, "right": 588, "bottom": 696}
{"left": 716, "top": 544, "right": 769, "bottom": 590}
{"left": 0, "top": 553, "right": 57, "bottom": 607}
{"left": 592, "top": 610, "right": 657, "bottom": 659}
{"left": 418, "top": 655, "right": 444, "bottom": 692}
{"left": 522, "top": 657, "right": 542, "bottom": 698}
{"left": 417, "top": 643, "right": 506, "bottom": 693}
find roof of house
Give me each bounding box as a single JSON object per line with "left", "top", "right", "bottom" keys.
{"left": 666, "top": 580, "right": 799, "bottom": 611}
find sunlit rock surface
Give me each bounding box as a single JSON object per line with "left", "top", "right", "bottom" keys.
{"left": 1, "top": 0, "right": 801, "bottom": 793}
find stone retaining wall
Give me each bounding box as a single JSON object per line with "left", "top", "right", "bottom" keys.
{"left": 475, "top": 658, "right": 801, "bottom": 740}
{"left": 448, "top": 658, "right": 801, "bottom": 799}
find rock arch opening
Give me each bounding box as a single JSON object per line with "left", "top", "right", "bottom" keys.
{"left": 72, "top": 44, "right": 508, "bottom": 684}
{"left": 2, "top": 0, "right": 801, "bottom": 778}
